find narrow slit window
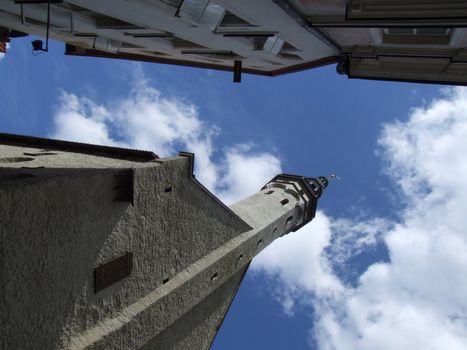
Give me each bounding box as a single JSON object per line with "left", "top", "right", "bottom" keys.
{"left": 0, "top": 157, "right": 34, "bottom": 163}
{"left": 281, "top": 198, "right": 289, "bottom": 205}
{"left": 211, "top": 272, "right": 219, "bottom": 282}
{"left": 286, "top": 216, "right": 293, "bottom": 225}
{"left": 265, "top": 190, "right": 274, "bottom": 195}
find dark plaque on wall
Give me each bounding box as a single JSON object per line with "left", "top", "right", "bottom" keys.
{"left": 94, "top": 252, "right": 133, "bottom": 293}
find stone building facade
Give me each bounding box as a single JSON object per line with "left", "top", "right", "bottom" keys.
{"left": 1, "top": 0, "right": 467, "bottom": 84}
{"left": 0, "top": 133, "right": 327, "bottom": 349}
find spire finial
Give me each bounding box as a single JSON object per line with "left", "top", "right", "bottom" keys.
{"left": 328, "top": 174, "right": 341, "bottom": 181}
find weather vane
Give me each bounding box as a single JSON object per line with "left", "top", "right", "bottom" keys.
{"left": 328, "top": 174, "right": 341, "bottom": 181}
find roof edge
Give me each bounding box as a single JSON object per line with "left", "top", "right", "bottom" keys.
{"left": 0, "top": 133, "right": 159, "bottom": 162}
{"left": 179, "top": 151, "right": 253, "bottom": 232}
{"left": 65, "top": 44, "right": 338, "bottom": 77}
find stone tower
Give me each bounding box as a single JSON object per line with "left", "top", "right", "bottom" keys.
{"left": 0, "top": 133, "right": 328, "bottom": 350}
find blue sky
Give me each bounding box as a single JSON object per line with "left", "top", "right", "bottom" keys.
{"left": 2, "top": 37, "right": 467, "bottom": 350}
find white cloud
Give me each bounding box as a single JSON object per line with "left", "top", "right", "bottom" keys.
{"left": 50, "top": 73, "right": 281, "bottom": 204}
{"left": 253, "top": 87, "right": 467, "bottom": 350}
{"left": 50, "top": 68, "right": 467, "bottom": 350}
{"left": 53, "top": 93, "right": 115, "bottom": 146}
{"left": 328, "top": 216, "right": 390, "bottom": 266}
{"left": 253, "top": 212, "right": 344, "bottom": 315}
{"left": 217, "top": 143, "right": 282, "bottom": 204}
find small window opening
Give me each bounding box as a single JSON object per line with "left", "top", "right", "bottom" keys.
{"left": 257, "top": 239, "right": 263, "bottom": 246}
{"left": 384, "top": 27, "right": 451, "bottom": 36}
{"left": 219, "top": 11, "right": 254, "bottom": 27}
{"left": 211, "top": 272, "right": 219, "bottom": 282}
{"left": 165, "top": 186, "right": 172, "bottom": 193}
{"left": 23, "top": 152, "right": 57, "bottom": 156}
{"left": 265, "top": 190, "right": 274, "bottom": 195}
{"left": 162, "top": 277, "right": 170, "bottom": 284}
{"left": 0, "top": 157, "right": 34, "bottom": 163}
{"left": 286, "top": 216, "right": 293, "bottom": 225}
{"left": 281, "top": 41, "right": 297, "bottom": 51}
{"left": 252, "top": 36, "right": 269, "bottom": 50}
{"left": 95, "top": 16, "right": 143, "bottom": 30}
{"left": 171, "top": 37, "right": 205, "bottom": 49}
{"left": 273, "top": 227, "right": 277, "bottom": 233}
{"left": 237, "top": 253, "right": 244, "bottom": 262}
{"left": 281, "top": 198, "right": 289, "bottom": 205}
{"left": 383, "top": 27, "right": 451, "bottom": 45}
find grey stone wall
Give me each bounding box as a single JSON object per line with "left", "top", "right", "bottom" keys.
{"left": 0, "top": 146, "right": 253, "bottom": 349}
{"left": 0, "top": 142, "right": 316, "bottom": 350}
